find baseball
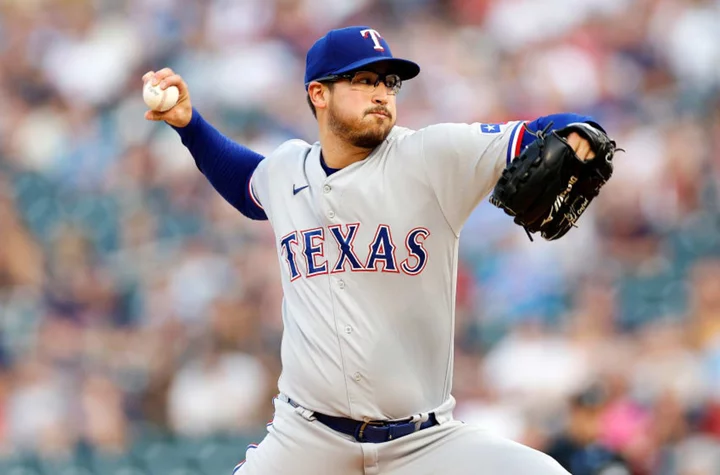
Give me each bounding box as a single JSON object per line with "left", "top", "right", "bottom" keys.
{"left": 143, "top": 81, "right": 179, "bottom": 112}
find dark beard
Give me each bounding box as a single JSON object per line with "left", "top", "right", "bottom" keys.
{"left": 328, "top": 104, "right": 392, "bottom": 149}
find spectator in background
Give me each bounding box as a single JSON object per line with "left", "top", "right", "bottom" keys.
{"left": 545, "top": 383, "right": 630, "bottom": 475}
{"left": 0, "top": 184, "right": 43, "bottom": 290}
{"left": 167, "top": 340, "right": 270, "bottom": 437}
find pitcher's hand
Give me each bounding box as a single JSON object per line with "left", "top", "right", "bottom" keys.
{"left": 142, "top": 68, "right": 193, "bottom": 128}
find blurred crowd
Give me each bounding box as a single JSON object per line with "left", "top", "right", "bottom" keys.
{"left": 0, "top": 0, "right": 719, "bottom": 474}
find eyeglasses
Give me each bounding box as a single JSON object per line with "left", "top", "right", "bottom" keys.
{"left": 315, "top": 71, "right": 403, "bottom": 95}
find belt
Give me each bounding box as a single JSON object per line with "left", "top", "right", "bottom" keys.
{"left": 279, "top": 394, "right": 439, "bottom": 444}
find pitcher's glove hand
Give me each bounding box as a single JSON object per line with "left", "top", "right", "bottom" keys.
{"left": 490, "top": 122, "right": 619, "bottom": 241}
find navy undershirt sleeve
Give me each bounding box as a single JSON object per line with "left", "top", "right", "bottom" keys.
{"left": 520, "top": 113, "right": 602, "bottom": 151}
{"left": 171, "top": 108, "right": 267, "bottom": 220}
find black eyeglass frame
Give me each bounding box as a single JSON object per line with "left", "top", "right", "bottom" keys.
{"left": 312, "top": 71, "right": 403, "bottom": 95}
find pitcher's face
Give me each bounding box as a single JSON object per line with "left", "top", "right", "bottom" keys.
{"left": 325, "top": 71, "right": 399, "bottom": 149}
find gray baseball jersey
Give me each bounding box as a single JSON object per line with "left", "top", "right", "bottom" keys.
{"left": 249, "top": 121, "right": 526, "bottom": 421}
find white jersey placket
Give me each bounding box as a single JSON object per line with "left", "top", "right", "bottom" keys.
{"left": 312, "top": 152, "right": 375, "bottom": 420}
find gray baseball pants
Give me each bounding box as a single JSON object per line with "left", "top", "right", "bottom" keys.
{"left": 233, "top": 395, "right": 569, "bottom": 475}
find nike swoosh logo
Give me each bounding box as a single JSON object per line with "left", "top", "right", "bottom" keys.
{"left": 293, "top": 184, "right": 309, "bottom": 195}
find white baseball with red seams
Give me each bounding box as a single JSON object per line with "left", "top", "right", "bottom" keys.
{"left": 143, "top": 81, "right": 179, "bottom": 112}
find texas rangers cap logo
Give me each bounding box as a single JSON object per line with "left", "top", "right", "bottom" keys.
{"left": 360, "top": 29, "right": 385, "bottom": 51}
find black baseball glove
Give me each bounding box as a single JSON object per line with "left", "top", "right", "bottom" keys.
{"left": 490, "top": 122, "right": 619, "bottom": 241}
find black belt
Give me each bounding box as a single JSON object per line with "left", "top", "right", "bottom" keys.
{"left": 281, "top": 395, "right": 439, "bottom": 443}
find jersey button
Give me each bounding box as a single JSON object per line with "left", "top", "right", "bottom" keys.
{"left": 353, "top": 372, "right": 362, "bottom": 382}
{"left": 323, "top": 185, "right": 331, "bottom": 194}
{"left": 344, "top": 325, "right": 353, "bottom": 334}
{"left": 338, "top": 280, "right": 345, "bottom": 289}
{"left": 327, "top": 210, "right": 335, "bottom": 219}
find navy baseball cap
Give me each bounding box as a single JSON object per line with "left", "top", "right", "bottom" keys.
{"left": 304, "top": 26, "right": 420, "bottom": 89}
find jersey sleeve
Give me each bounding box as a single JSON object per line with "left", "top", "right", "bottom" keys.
{"left": 248, "top": 158, "right": 269, "bottom": 215}
{"left": 417, "top": 121, "right": 526, "bottom": 234}
{"left": 245, "top": 139, "right": 312, "bottom": 222}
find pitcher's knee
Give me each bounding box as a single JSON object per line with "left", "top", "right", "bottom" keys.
{"left": 450, "top": 428, "right": 570, "bottom": 474}
{"left": 481, "top": 436, "right": 569, "bottom": 474}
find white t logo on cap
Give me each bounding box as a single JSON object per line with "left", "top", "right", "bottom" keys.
{"left": 360, "top": 29, "right": 385, "bottom": 51}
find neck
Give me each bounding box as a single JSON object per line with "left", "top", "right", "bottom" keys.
{"left": 318, "top": 127, "right": 375, "bottom": 169}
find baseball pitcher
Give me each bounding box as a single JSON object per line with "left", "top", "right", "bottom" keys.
{"left": 144, "top": 25, "right": 618, "bottom": 475}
